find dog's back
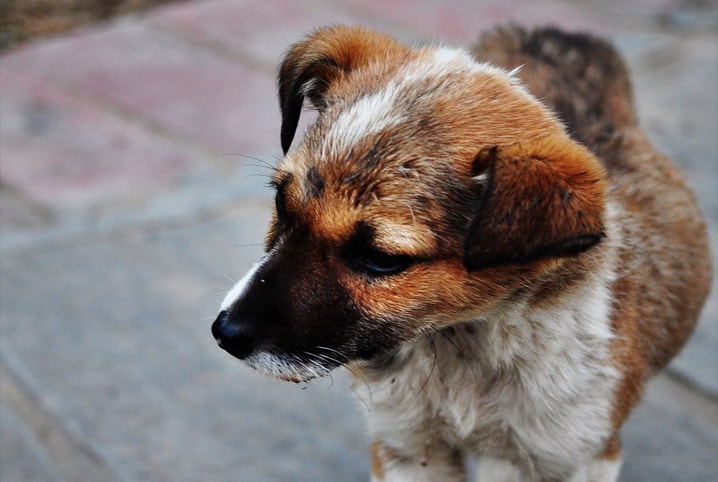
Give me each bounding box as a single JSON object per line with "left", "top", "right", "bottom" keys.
{"left": 474, "top": 27, "right": 636, "bottom": 150}
{"left": 475, "top": 26, "right": 711, "bottom": 396}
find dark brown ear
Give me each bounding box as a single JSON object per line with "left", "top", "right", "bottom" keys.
{"left": 278, "top": 25, "right": 406, "bottom": 154}
{"left": 463, "top": 135, "right": 607, "bottom": 271}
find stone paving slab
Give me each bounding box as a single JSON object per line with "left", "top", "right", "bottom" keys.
{"left": 152, "top": 0, "right": 375, "bottom": 70}
{"left": 338, "top": 0, "right": 609, "bottom": 43}
{"left": 1, "top": 0, "right": 717, "bottom": 481}
{"left": 0, "top": 66, "right": 198, "bottom": 209}
{"left": 0, "top": 399, "right": 57, "bottom": 482}
{"left": 1, "top": 205, "right": 370, "bottom": 482}
{"left": 0, "top": 19, "right": 280, "bottom": 158}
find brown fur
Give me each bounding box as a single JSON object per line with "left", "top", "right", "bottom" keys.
{"left": 473, "top": 27, "right": 712, "bottom": 433}
{"left": 213, "top": 25, "right": 712, "bottom": 480}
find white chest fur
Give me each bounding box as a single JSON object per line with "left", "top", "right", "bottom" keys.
{"left": 355, "top": 264, "right": 620, "bottom": 480}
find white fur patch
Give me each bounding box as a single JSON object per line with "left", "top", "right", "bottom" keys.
{"left": 430, "top": 46, "right": 500, "bottom": 75}
{"left": 243, "top": 351, "right": 333, "bottom": 382}
{"left": 476, "top": 456, "right": 525, "bottom": 482}
{"left": 472, "top": 172, "right": 489, "bottom": 184}
{"left": 323, "top": 46, "right": 518, "bottom": 157}
{"left": 567, "top": 457, "right": 622, "bottom": 482}
{"left": 375, "top": 462, "right": 464, "bottom": 482}
{"left": 219, "top": 259, "right": 263, "bottom": 312}
{"left": 324, "top": 84, "right": 404, "bottom": 153}
{"left": 394, "top": 46, "right": 503, "bottom": 91}
{"left": 220, "top": 239, "right": 291, "bottom": 312}
{"left": 220, "top": 237, "right": 290, "bottom": 312}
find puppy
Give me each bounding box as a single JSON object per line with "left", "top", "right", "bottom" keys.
{"left": 212, "top": 25, "right": 711, "bottom": 481}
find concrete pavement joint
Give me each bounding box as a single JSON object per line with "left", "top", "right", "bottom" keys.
{"left": 12, "top": 63, "right": 235, "bottom": 166}
{"left": 665, "top": 365, "right": 718, "bottom": 403}
{"left": 150, "top": 18, "right": 279, "bottom": 76}
{"left": 0, "top": 355, "right": 122, "bottom": 482}
{"left": 0, "top": 194, "right": 271, "bottom": 255}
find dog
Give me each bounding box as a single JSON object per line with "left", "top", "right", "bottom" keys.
{"left": 212, "top": 25, "right": 711, "bottom": 481}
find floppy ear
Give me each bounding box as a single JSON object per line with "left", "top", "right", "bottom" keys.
{"left": 278, "top": 25, "right": 406, "bottom": 154}
{"left": 463, "top": 135, "right": 607, "bottom": 271}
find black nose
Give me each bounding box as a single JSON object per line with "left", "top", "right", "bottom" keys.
{"left": 211, "top": 310, "right": 257, "bottom": 360}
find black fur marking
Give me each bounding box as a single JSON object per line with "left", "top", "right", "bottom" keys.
{"left": 273, "top": 173, "right": 293, "bottom": 220}
{"left": 278, "top": 57, "right": 349, "bottom": 154}
{"left": 306, "top": 166, "right": 325, "bottom": 198}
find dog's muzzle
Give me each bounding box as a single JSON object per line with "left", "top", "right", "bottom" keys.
{"left": 212, "top": 310, "right": 256, "bottom": 360}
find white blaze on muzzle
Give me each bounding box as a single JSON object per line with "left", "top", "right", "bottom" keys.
{"left": 220, "top": 257, "right": 266, "bottom": 313}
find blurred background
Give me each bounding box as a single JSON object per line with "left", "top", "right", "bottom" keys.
{"left": 1, "top": 0, "right": 716, "bottom": 481}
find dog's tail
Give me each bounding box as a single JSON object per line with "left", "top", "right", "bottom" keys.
{"left": 473, "top": 26, "right": 636, "bottom": 152}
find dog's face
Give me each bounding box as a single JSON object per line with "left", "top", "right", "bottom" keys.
{"left": 212, "top": 26, "right": 607, "bottom": 382}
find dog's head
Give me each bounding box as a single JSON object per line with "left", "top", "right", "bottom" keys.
{"left": 212, "top": 26, "right": 607, "bottom": 382}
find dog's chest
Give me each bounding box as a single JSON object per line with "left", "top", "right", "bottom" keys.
{"left": 356, "top": 282, "right": 620, "bottom": 473}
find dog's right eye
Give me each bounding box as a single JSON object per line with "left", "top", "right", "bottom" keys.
{"left": 275, "top": 191, "right": 287, "bottom": 219}
{"left": 351, "top": 248, "right": 413, "bottom": 277}
{"left": 270, "top": 173, "right": 293, "bottom": 222}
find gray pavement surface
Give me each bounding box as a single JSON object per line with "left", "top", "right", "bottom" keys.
{"left": 1, "top": 0, "right": 717, "bottom": 481}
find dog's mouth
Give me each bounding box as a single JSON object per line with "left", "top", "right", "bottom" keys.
{"left": 212, "top": 306, "right": 403, "bottom": 382}
{"left": 212, "top": 310, "right": 349, "bottom": 382}
{"left": 234, "top": 350, "right": 341, "bottom": 383}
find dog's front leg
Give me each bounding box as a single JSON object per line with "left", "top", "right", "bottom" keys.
{"left": 474, "top": 454, "right": 622, "bottom": 482}
{"left": 370, "top": 440, "right": 465, "bottom": 482}
{"left": 475, "top": 456, "right": 525, "bottom": 482}
{"left": 566, "top": 455, "right": 622, "bottom": 482}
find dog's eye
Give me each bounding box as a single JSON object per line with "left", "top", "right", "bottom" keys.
{"left": 352, "top": 249, "right": 412, "bottom": 277}
{"left": 270, "top": 173, "right": 293, "bottom": 222}
{"left": 275, "top": 191, "right": 286, "bottom": 218}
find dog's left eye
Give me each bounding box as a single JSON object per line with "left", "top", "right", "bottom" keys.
{"left": 351, "top": 249, "right": 413, "bottom": 277}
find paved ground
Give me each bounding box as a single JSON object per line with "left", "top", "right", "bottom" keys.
{"left": 1, "top": 1, "right": 717, "bottom": 481}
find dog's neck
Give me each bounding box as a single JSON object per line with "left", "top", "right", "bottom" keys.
{"left": 360, "top": 272, "right": 614, "bottom": 376}
{"left": 355, "top": 202, "right": 620, "bottom": 386}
